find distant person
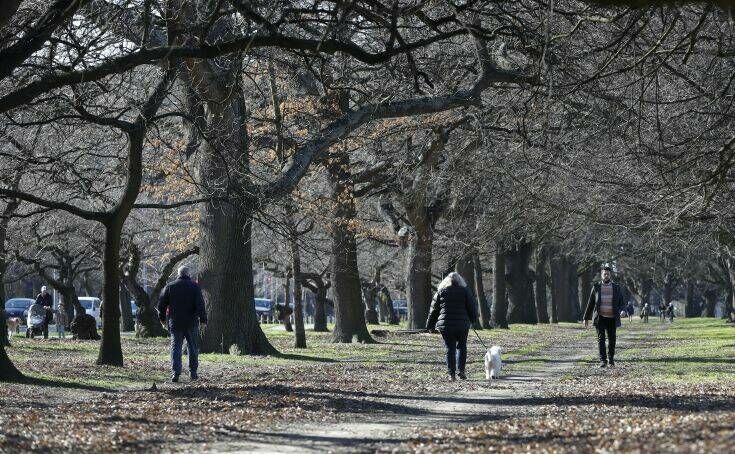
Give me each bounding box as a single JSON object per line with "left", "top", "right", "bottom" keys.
{"left": 35, "top": 286, "right": 53, "bottom": 339}
{"left": 667, "top": 302, "right": 675, "bottom": 322}
{"left": 158, "top": 266, "right": 207, "bottom": 382}
{"left": 642, "top": 303, "right": 650, "bottom": 323}
{"left": 625, "top": 302, "right": 634, "bottom": 322}
{"left": 583, "top": 266, "right": 625, "bottom": 368}
{"left": 426, "top": 272, "right": 478, "bottom": 381}
{"left": 55, "top": 303, "right": 68, "bottom": 339}
{"left": 659, "top": 302, "right": 667, "bottom": 322}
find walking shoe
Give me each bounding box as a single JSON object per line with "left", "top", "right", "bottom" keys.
{"left": 458, "top": 371, "right": 467, "bottom": 380}
{"left": 191, "top": 372, "right": 199, "bottom": 381}
{"left": 448, "top": 373, "right": 456, "bottom": 381}
{"left": 171, "top": 374, "right": 179, "bottom": 383}
{"left": 609, "top": 360, "right": 615, "bottom": 368}
{"left": 599, "top": 361, "right": 607, "bottom": 368}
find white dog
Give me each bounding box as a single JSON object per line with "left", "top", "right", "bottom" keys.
{"left": 6, "top": 317, "right": 21, "bottom": 337}
{"left": 484, "top": 345, "right": 502, "bottom": 379}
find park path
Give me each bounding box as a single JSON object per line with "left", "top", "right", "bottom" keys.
{"left": 179, "top": 324, "right": 660, "bottom": 454}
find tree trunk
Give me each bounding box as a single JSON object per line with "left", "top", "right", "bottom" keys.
{"left": 491, "top": 247, "right": 508, "bottom": 329}
{"left": 456, "top": 254, "right": 481, "bottom": 329}
{"left": 119, "top": 284, "right": 134, "bottom": 332}
{"left": 281, "top": 276, "right": 293, "bottom": 332}
{"left": 473, "top": 254, "right": 492, "bottom": 329}
{"left": 379, "top": 285, "right": 399, "bottom": 325}
{"left": 96, "top": 224, "right": 124, "bottom": 366}
{"left": 685, "top": 281, "right": 698, "bottom": 318}
{"left": 406, "top": 221, "right": 433, "bottom": 330}
{"left": 313, "top": 284, "right": 329, "bottom": 332}
{"left": 505, "top": 242, "right": 537, "bottom": 324}
{"left": 328, "top": 152, "right": 373, "bottom": 343}
{"left": 122, "top": 277, "right": 167, "bottom": 338}
{"left": 663, "top": 274, "right": 674, "bottom": 306}
{"left": 703, "top": 288, "right": 718, "bottom": 317}
{"left": 58, "top": 286, "right": 85, "bottom": 327}
{"left": 550, "top": 254, "right": 577, "bottom": 323}
{"left": 0, "top": 261, "right": 9, "bottom": 347}
{"left": 568, "top": 261, "right": 580, "bottom": 321}
{"left": 0, "top": 338, "right": 22, "bottom": 382}
{"left": 199, "top": 203, "right": 276, "bottom": 354}
{"left": 364, "top": 286, "right": 379, "bottom": 325}
{"left": 289, "top": 220, "right": 306, "bottom": 349}
{"left": 535, "top": 246, "right": 550, "bottom": 324}
{"left": 579, "top": 265, "right": 594, "bottom": 321}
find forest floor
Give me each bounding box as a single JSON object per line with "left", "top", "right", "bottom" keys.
{"left": 1, "top": 317, "right": 734, "bottom": 453}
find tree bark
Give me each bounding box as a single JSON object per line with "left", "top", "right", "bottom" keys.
{"left": 302, "top": 275, "right": 331, "bottom": 332}
{"left": 0, "top": 337, "right": 22, "bottom": 382}
{"left": 379, "top": 285, "right": 399, "bottom": 325}
{"left": 190, "top": 78, "right": 275, "bottom": 354}
{"left": 568, "top": 261, "right": 580, "bottom": 321}
{"left": 505, "top": 242, "right": 537, "bottom": 324}
{"left": 327, "top": 152, "right": 373, "bottom": 343}
{"left": 663, "top": 274, "right": 674, "bottom": 306}
{"left": 0, "top": 260, "right": 10, "bottom": 348}
{"left": 119, "top": 284, "right": 134, "bottom": 332}
{"left": 406, "top": 221, "right": 433, "bottom": 330}
{"left": 491, "top": 246, "right": 508, "bottom": 329}
{"left": 313, "top": 285, "right": 329, "bottom": 332}
{"left": 550, "top": 253, "right": 577, "bottom": 323}
{"left": 685, "top": 281, "right": 698, "bottom": 318}
{"left": 289, "top": 218, "right": 306, "bottom": 348}
{"left": 199, "top": 203, "right": 276, "bottom": 354}
{"left": 703, "top": 288, "right": 718, "bottom": 317}
{"left": 579, "top": 265, "right": 594, "bottom": 321}
{"left": 473, "top": 254, "right": 492, "bottom": 329}
{"left": 97, "top": 223, "right": 124, "bottom": 366}
{"left": 535, "top": 246, "right": 550, "bottom": 324}
{"left": 455, "top": 254, "right": 481, "bottom": 329}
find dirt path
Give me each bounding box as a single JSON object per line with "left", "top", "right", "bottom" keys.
{"left": 181, "top": 326, "right": 657, "bottom": 453}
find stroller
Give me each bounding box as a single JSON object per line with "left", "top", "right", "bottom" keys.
{"left": 26, "top": 302, "right": 47, "bottom": 338}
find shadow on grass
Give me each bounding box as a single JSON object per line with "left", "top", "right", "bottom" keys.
{"left": 636, "top": 357, "right": 735, "bottom": 364}
{"left": 247, "top": 385, "right": 735, "bottom": 413}
{"left": 20, "top": 375, "right": 112, "bottom": 392}
{"left": 275, "top": 352, "right": 337, "bottom": 363}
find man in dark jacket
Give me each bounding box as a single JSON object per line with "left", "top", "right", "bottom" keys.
{"left": 583, "top": 266, "right": 625, "bottom": 368}
{"left": 426, "top": 272, "right": 478, "bottom": 381}
{"left": 35, "top": 286, "right": 53, "bottom": 339}
{"left": 158, "top": 266, "right": 207, "bottom": 382}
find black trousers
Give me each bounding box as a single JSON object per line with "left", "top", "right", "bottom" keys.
{"left": 596, "top": 316, "right": 616, "bottom": 362}
{"left": 440, "top": 328, "right": 468, "bottom": 375}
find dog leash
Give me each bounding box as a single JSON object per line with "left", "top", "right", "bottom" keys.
{"left": 473, "top": 328, "right": 489, "bottom": 350}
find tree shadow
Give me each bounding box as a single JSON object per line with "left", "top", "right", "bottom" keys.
{"left": 275, "top": 352, "right": 337, "bottom": 363}
{"left": 20, "top": 375, "right": 111, "bottom": 392}
{"left": 636, "top": 357, "right": 735, "bottom": 364}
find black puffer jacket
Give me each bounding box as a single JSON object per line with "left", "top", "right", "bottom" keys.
{"left": 426, "top": 285, "right": 478, "bottom": 332}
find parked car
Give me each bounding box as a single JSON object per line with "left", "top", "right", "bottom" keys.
{"left": 78, "top": 297, "right": 103, "bottom": 328}
{"left": 392, "top": 299, "right": 408, "bottom": 317}
{"left": 254, "top": 298, "right": 273, "bottom": 318}
{"left": 4, "top": 298, "right": 34, "bottom": 320}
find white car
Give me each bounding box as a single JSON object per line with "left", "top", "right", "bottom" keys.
{"left": 78, "top": 297, "right": 103, "bottom": 328}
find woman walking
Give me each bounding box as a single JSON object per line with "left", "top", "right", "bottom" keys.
{"left": 426, "top": 272, "right": 478, "bottom": 381}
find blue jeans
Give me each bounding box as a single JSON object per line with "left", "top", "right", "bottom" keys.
{"left": 170, "top": 324, "right": 199, "bottom": 376}
{"left": 440, "top": 328, "right": 469, "bottom": 375}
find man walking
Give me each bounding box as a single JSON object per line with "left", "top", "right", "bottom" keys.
{"left": 35, "top": 286, "right": 53, "bottom": 339}
{"left": 584, "top": 266, "right": 625, "bottom": 368}
{"left": 158, "top": 266, "right": 207, "bottom": 382}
